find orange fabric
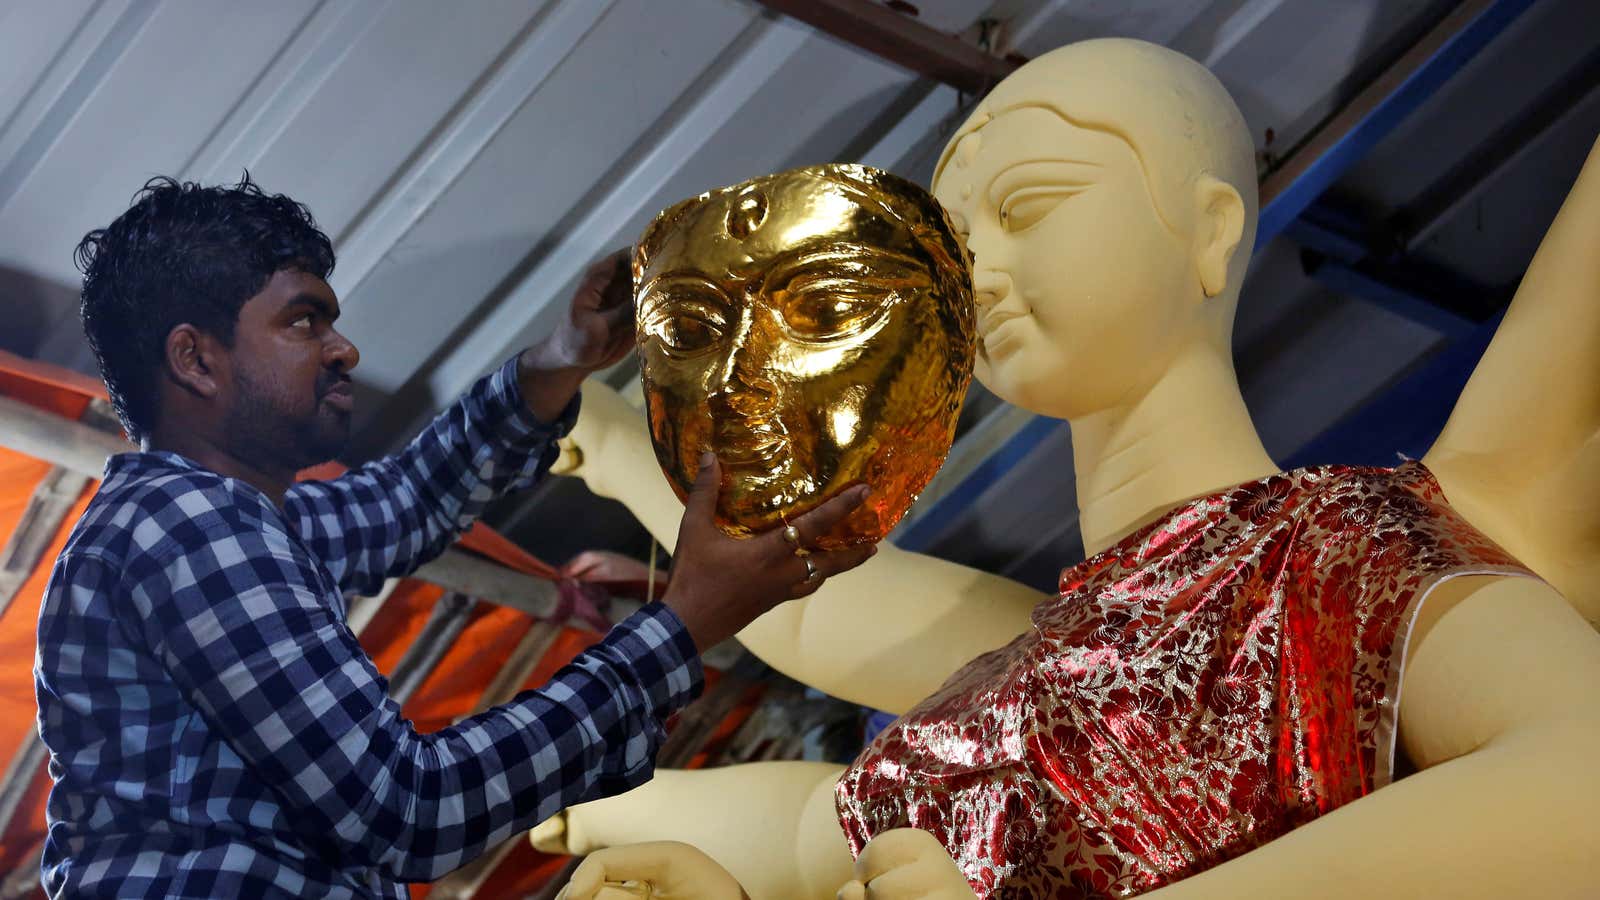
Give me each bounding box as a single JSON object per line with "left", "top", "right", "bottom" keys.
{"left": 0, "top": 447, "right": 97, "bottom": 878}
{"left": 0, "top": 351, "right": 107, "bottom": 403}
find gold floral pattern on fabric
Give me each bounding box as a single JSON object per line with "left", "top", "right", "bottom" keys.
{"left": 837, "top": 463, "right": 1528, "bottom": 898}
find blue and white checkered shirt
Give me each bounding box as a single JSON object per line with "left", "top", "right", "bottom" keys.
{"left": 34, "top": 356, "right": 703, "bottom": 898}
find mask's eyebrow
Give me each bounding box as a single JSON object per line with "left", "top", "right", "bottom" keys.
{"left": 986, "top": 159, "right": 1101, "bottom": 208}
{"left": 761, "top": 243, "right": 931, "bottom": 293}
{"left": 636, "top": 273, "right": 732, "bottom": 318}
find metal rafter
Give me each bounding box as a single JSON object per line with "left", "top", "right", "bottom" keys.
{"left": 752, "top": 0, "right": 1019, "bottom": 95}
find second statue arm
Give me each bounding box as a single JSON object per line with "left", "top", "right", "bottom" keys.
{"left": 562, "top": 378, "right": 1045, "bottom": 715}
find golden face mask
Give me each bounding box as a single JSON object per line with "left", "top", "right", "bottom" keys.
{"left": 635, "top": 163, "right": 976, "bottom": 548}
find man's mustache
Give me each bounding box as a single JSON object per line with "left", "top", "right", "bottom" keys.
{"left": 317, "top": 373, "right": 353, "bottom": 397}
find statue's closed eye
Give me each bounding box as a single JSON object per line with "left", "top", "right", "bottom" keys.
{"left": 999, "top": 184, "right": 1089, "bottom": 233}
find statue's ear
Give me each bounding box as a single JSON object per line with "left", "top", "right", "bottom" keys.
{"left": 1192, "top": 175, "right": 1245, "bottom": 299}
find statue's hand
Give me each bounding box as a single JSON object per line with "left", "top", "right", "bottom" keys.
{"left": 553, "top": 377, "right": 643, "bottom": 493}
{"left": 528, "top": 809, "right": 576, "bottom": 856}
{"left": 556, "top": 841, "right": 750, "bottom": 900}
{"left": 835, "top": 829, "right": 976, "bottom": 899}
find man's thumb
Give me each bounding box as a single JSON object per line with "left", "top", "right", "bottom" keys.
{"left": 685, "top": 451, "right": 721, "bottom": 519}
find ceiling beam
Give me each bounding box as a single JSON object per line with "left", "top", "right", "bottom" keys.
{"left": 752, "top": 0, "right": 1020, "bottom": 95}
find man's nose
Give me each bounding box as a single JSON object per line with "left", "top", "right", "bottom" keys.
{"left": 325, "top": 330, "right": 359, "bottom": 373}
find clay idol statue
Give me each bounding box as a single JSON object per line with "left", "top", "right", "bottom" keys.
{"left": 544, "top": 38, "right": 1599, "bottom": 900}
{"left": 633, "top": 164, "right": 975, "bottom": 549}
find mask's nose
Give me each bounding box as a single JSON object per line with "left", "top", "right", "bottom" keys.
{"left": 707, "top": 333, "right": 778, "bottom": 419}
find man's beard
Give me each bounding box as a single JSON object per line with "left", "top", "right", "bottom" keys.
{"left": 225, "top": 367, "right": 351, "bottom": 471}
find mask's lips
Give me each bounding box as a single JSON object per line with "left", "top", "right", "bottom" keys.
{"left": 715, "top": 418, "right": 790, "bottom": 466}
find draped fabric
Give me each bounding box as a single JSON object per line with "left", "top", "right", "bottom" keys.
{"left": 838, "top": 463, "right": 1528, "bottom": 898}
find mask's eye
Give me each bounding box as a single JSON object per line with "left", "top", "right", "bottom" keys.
{"left": 641, "top": 295, "right": 726, "bottom": 356}
{"left": 781, "top": 290, "right": 889, "bottom": 341}
{"left": 639, "top": 278, "right": 730, "bottom": 357}
{"left": 654, "top": 313, "right": 721, "bottom": 354}
{"left": 998, "top": 185, "right": 1087, "bottom": 233}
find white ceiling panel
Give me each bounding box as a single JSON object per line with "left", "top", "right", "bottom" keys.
{"left": 0, "top": 1, "right": 322, "bottom": 282}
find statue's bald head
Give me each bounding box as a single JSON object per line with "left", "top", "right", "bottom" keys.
{"left": 936, "top": 38, "right": 1258, "bottom": 301}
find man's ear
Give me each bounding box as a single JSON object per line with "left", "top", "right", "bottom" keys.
{"left": 1192, "top": 174, "right": 1245, "bottom": 299}
{"left": 164, "top": 324, "right": 223, "bottom": 399}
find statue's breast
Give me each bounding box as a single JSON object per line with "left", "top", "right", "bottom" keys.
{"left": 838, "top": 463, "right": 1531, "bottom": 898}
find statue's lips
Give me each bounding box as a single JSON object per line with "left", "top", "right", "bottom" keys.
{"left": 978, "top": 306, "right": 1026, "bottom": 338}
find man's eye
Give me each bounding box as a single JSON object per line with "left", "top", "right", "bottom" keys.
{"left": 290, "top": 314, "right": 314, "bottom": 330}
{"left": 998, "top": 186, "right": 1086, "bottom": 233}
{"left": 781, "top": 293, "right": 886, "bottom": 340}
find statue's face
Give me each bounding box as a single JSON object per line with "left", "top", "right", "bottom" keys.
{"left": 932, "top": 106, "right": 1192, "bottom": 420}
{"left": 637, "top": 165, "right": 974, "bottom": 547}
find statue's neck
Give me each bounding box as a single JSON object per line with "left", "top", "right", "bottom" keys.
{"left": 1069, "top": 346, "right": 1277, "bottom": 556}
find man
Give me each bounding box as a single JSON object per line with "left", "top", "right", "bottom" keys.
{"left": 34, "top": 175, "right": 874, "bottom": 897}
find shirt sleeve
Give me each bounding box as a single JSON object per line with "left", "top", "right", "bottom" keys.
{"left": 121, "top": 516, "right": 702, "bottom": 882}
{"left": 283, "top": 355, "right": 579, "bottom": 596}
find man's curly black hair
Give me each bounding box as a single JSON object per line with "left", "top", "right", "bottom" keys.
{"left": 75, "top": 173, "right": 336, "bottom": 443}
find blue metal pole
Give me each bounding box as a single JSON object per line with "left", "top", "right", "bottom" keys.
{"left": 1256, "top": 0, "right": 1539, "bottom": 247}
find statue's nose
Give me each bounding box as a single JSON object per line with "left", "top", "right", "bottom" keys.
{"left": 973, "top": 267, "right": 1012, "bottom": 311}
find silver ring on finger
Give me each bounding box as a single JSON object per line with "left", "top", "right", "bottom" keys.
{"left": 802, "top": 555, "right": 820, "bottom": 582}
{"left": 783, "top": 523, "right": 810, "bottom": 557}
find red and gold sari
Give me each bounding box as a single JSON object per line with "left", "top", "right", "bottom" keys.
{"left": 837, "top": 463, "right": 1528, "bottom": 898}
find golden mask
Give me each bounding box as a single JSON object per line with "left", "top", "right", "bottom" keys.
{"left": 634, "top": 163, "right": 976, "bottom": 548}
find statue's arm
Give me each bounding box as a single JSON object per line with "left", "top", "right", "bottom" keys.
{"left": 1425, "top": 136, "right": 1600, "bottom": 618}
{"left": 564, "top": 379, "right": 1046, "bottom": 714}
{"left": 536, "top": 762, "right": 852, "bottom": 900}
{"left": 1144, "top": 574, "right": 1600, "bottom": 898}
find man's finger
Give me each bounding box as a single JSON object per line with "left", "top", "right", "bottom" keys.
{"left": 786, "top": 544, "right": 874, "bottom": 599}
{"left": 810, "top": 543, "right": 876, "bottom": 581}
{"left": 596, "top": 250, "right": 633, "bottom": 312}
{"left": 789, "top": 484, "right": 872, "bottom": 546}
{"left": 683, "top": 453, "right": 722, "bottom": 522}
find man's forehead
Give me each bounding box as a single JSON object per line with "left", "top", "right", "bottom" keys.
{"left": 253, "top": 268, "right": 339, "bottom": 310}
